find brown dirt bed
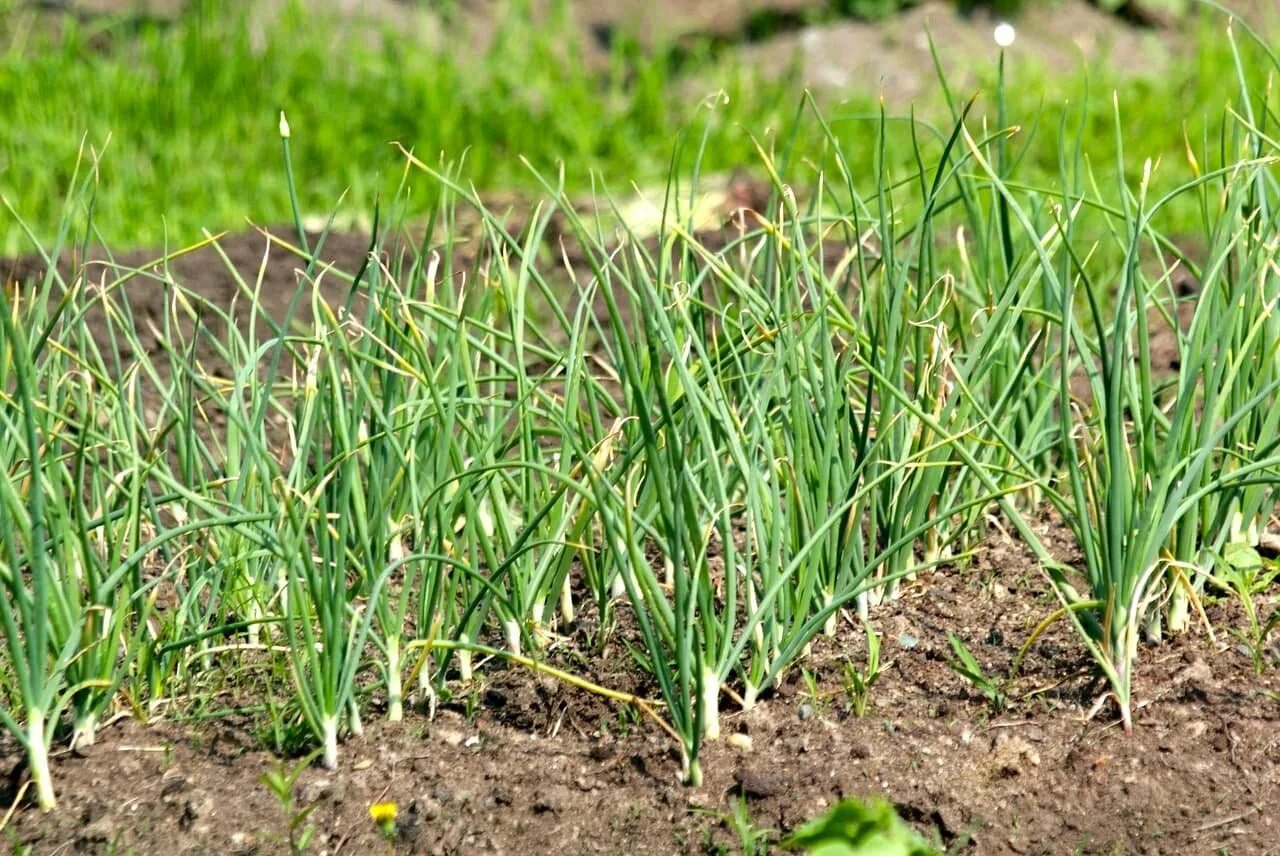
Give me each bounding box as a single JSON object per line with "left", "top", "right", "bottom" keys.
{"left": 2, "top": 511, "right": 1277, "bottom": 855}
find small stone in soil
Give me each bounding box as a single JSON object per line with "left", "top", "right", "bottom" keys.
{"left": 437, "top": 728, "right": 465, "bottom": 747}
{"left": 733, "top": 767, "right": 784, "bottom": 798}
{"left": 304, "top": 778, "right": 339, "bottom": 803}
{"left": 989, "top": 734, "right": 1040, "bottom": 777}
{"left": 1175, "top": 659, "right": 1214, "bottom": 687}
{"left": 160, "top": 772, "right": 188, "bottom": 796}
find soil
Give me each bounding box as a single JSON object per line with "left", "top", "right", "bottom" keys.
{"left": 1, "top": 227, "right": 375, "bottom": 382}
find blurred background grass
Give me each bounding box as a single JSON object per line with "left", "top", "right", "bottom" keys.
{"left": 0, "top": 0, "right": 1268, "bottom": 254}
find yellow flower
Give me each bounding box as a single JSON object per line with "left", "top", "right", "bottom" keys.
{"left": 369, "top": 801, "right": 398, "bottom": 836}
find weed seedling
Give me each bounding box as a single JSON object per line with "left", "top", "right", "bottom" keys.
{"left": 728, "top": 795, "right": 777, "bottom": 855}
{"left": 784, "top": 796, "right": 939, "bottom": 855}
{"left": 800, "top": 668, "right": 831, "bottom": 719}
{"left": 1218, "top": 545, "right": 1280, "bottom": 675}
{"left": 843, "top": 623, "right": 887, "bottom": 718}
{"left": 691, "top": 796, "right": 776, "bottom": 855}
{"left": 945, "top": 634, "right": 1008, "bottom": 713}
{"left": 259, "top": 750, "right": 322, "bottom": 854}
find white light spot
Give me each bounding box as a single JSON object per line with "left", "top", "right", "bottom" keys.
{"left": 994, "top": 22, "right": 1016, "bottom": 48}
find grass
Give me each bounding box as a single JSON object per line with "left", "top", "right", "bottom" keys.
{"left": 1, "top": 0, "right": 1279, "bottom": 829}
{"left": 0, "top": 0, "right": 800, "bottom": 254}
{"left": 0, "top": 1, "right": 1270, "bottom": 255}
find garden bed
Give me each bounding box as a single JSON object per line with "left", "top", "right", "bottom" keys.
{"left": 3, "top": 217, "right": 1278, "bottom": 853}
{"left": 4, "top": 3, "right": 1280, "bottom": 855}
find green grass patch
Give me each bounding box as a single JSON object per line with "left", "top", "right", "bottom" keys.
{"left": 0, "top": 1, "right": 1271, "bottom": 254}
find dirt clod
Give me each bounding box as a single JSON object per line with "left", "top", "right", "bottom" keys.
{"left": 989, "top": 734, "right": 1041, "bottom": 777}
